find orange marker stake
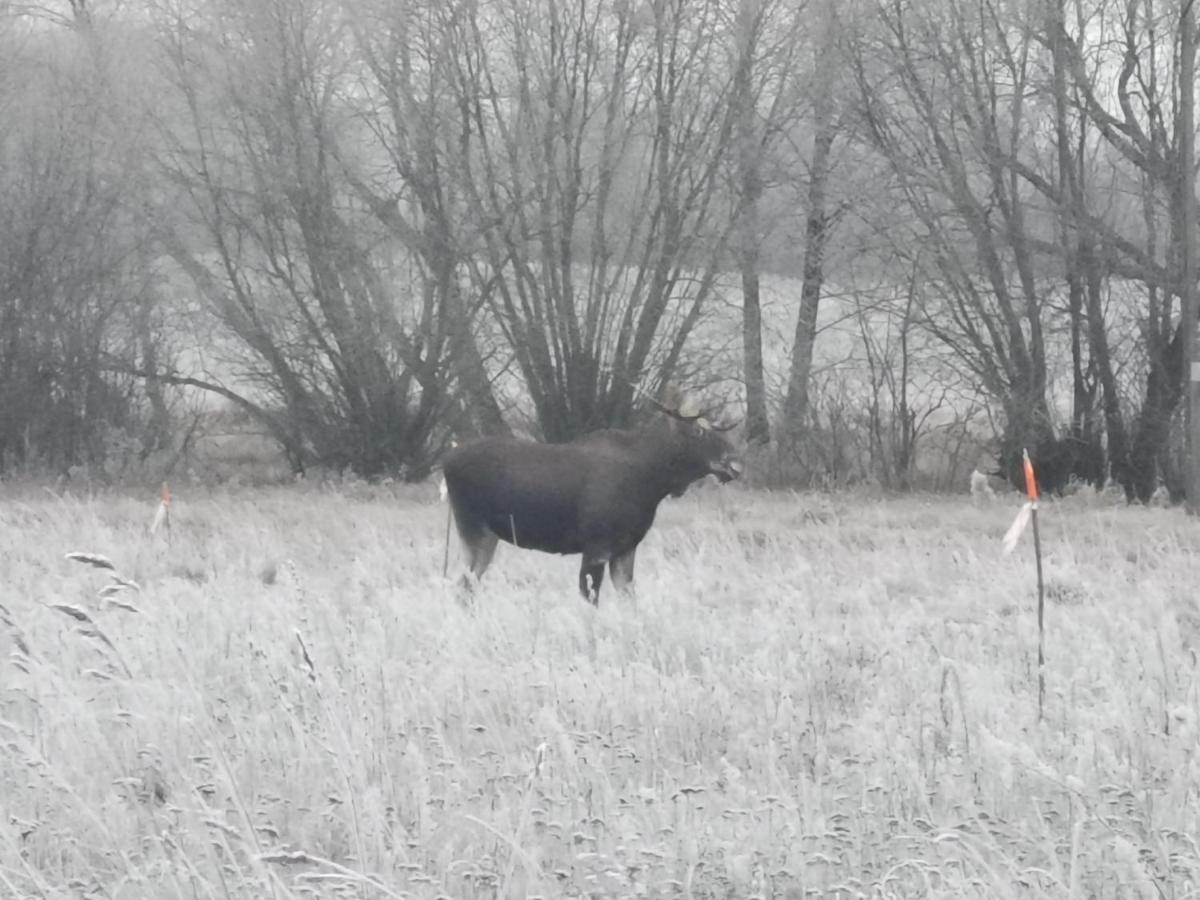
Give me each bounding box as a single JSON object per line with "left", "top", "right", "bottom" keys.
{"left": 1023, "top": 450, "right": 1039, "bottom": 503}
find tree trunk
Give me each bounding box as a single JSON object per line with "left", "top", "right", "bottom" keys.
{"left": 782, "top": 104, "right": 834, "bottom": 443}
{"left": 740, "top": 255, "right": 770, "bottom": 444}
{"left": 1126, "top": 163, "right": 1189, "bottom": 502}
{"left": 1083, "top": 239, "right": 1130, "bottom": 492}
{"left": 1130, "top": 324, "right": 1184, "bottom": 502}
{"left": 733, "top": 0, "right": 770, "bottom": 446}
{"left": 137, "top": 287, "right": 171, "bottom": 461}
{"left": 1066, "top": 270, "right": 1090, "bottom": 442}
{"left": 1181, "top": 0, "right": 1200, "bottom": 511}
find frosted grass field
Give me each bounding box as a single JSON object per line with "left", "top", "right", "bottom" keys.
{"left": 1, "top": 482, "right": 1199, "bottom": 898}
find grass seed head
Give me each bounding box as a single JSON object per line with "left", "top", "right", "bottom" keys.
{"left": 64, "top": 552, "right": 115, "bottom": 571}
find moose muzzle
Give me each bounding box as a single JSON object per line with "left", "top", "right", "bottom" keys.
{"left": 712, "top": 456, "right": 744, "bottom": 483}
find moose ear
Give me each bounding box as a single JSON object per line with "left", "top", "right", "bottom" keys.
{"left": 677, "top": 393, "right": 702, "bottom": 419}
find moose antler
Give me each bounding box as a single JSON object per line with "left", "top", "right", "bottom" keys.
{"left": 650, "top": 395, "right": 706, "bottom": 423}
{"left": 625, "top": 378, "right": 698, "bottom": 421}
{"left": 624, "top": 377, "right": 738, "bottom": 430}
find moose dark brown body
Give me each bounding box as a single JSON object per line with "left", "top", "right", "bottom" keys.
{"left": 443, "top": 415, "right": 742, "bottom": 604}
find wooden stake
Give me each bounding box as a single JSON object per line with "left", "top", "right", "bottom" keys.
{"left": 1023, "top": 449, "right": 1045, "bottom": 721}
{"left": 1031, "top": 496, "right": 1045, "bottom": 720}
{"left": 151, "top": 482, "right": 172, "bottom": 545}
{"left": 441, "top": 480, "right": 452, "bottom": 578}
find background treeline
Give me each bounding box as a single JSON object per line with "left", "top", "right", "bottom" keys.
{"left": 0, "top": 0, "right": 1194, "bottom": 498}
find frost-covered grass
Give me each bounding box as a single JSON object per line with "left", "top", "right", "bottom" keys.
{"left": 1, "top": 482, "right": 1198, "bottom": 898}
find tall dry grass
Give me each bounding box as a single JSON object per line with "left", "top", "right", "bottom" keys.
{"left": 0, "top": 482, "right": 1197, "bottom": 898}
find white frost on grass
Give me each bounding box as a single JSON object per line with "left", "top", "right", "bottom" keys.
{"left": 0, "top": 485, "right": 1195, "bottom": 896}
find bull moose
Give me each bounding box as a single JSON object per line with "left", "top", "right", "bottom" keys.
{"left": 442, "top": 393, "right": 743, "bottom": 604}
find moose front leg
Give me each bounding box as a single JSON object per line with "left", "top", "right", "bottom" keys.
{"left": 609, "top": 547, "right": 637, "bottom": 595}
{"left": 579, "top": 555, "right": 606, "bottom": 606}
{"left": 452, "top": 529, "right": 499, "bottom": 610}
{"left": 465, "top": 530, "right": 499, "bottom": 580}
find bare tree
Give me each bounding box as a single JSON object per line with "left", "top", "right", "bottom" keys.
{"left": 439, "top": 0, "right": 743, "bottom": 441}
{"left": 855, "top": 269, "right": 949, "bottom": 490}
{"left": 152, "top": 0, "right": 466, "bottom": 478}
{"left": 1017, "top": 0, "right": 1112, "bottom": 489}
{"left": 344, "top": 0, "right": 508, "bottom": 439}
{"left": 0, "top": 7, "right": 155, "bottom": 473}
{"left": 1024, "top": 0, "right": 1191, "bottom": 499}
{"left": 848, "top": 0, "right": 1080, "bottom": 489}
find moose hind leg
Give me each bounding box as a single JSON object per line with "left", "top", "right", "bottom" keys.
{"left": 579, "top": 556, "right": 606, "bottom": 606}
{"left": 609, "top": 547, "right": 637, "bottom": 595}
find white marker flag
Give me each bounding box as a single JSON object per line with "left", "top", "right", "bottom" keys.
{"left": 1001, "top": 501, "right": 1033, "bottom": 556}
{"left": 150, "top": 483, "right": 171, "bottom": 535}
